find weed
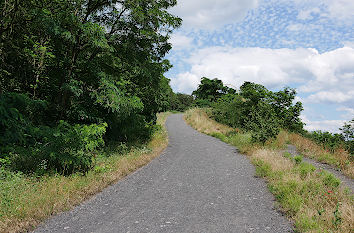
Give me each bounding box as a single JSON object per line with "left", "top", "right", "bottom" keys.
{"left": 294, "top": 155, "right": 303, "bottom": 165}
{"left": 320, "top": 170, "right": 341, "bottom": 188}
{"left": 254, "top": 159, "right": 272, "bottom": 177}
{"left": 296, "top": 163, "right": 316, "bottom": 179}
{"left": 283, "top": 152, "right": 292, "bottom": 159}
{"left": 333, "top": 202, "right": 342, "bottom": 228}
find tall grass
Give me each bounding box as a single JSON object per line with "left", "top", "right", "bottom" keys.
{"left": 0, "top": 112, "right": 171, "bottom": 233}
{"left": 185, "top": 108, "right": 354, "bottom": 232}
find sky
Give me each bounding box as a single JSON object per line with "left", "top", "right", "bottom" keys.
{"left": 165, "top": 0, "right": 354, "bottom": 133}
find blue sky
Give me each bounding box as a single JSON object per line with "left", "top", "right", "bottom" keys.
{"left": 166, "top": 0, "right": 354, "bottom": 132}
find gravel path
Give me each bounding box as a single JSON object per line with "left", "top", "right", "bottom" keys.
{"left": 34, "top": 114, "right": 292, "bottom": 233}
{"left": 286, "top": 145, "right": 354, "bottom": 192}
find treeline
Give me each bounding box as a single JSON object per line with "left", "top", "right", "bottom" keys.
{"left": 158, "top": 77, "right": 195, "bottom": 112}
{"left": 303, "top": 121, "right": 353, "bottom": 155}
{"left": 0, "top": 0, "right": 185, "bottom": 175}
{"left": 192, "top": 77, "right": 353, "bottom": 154}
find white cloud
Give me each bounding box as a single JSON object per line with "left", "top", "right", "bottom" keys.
{"left": 170, "top": 72, "right": 200, "bottom": 94}
{"left": 343, "top": 41, "right": 354, "bottom": 48}
{"left": 337, "top": 107, "right": 354, "bottom": 119}
{"left": 324, "top": 0, "right": 354, "bottom": 20}
{"left": 301, "top": 115, "right": 345, "bottom": 132}
{"left": 170, "top": 0, "right": 259, "bottom": 29}
{"left": 287, "top": 24, "right": 304, "bottom": 31}
{"left": 307, "top": 91, "right": 354, "bottom": 104}
{"left": 298, "top": 47, "right": 354, "bottom": 98}
{"left": 297, "top": 7, "right": 321, "bottom": 20}
{"left": 169, "top": 33, "right": 193, "bottom": 50}
{"left": 170, "top": 46, "right": 315, "bottom": 93}
{"left": 293, "top": 0, "right": 354, "bottom": 21}
{"left": 170, "top": 45, "right": 354, "bottom": 110}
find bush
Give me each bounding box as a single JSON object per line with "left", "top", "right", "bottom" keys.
{"left": 294, "top": 155, "right": 303, "bottom": 165}
{"left": 8, "top": 121, "right": 107, "bottom": 174}
{"left": 210, "top": 82, "right": 304, "bottom": 144}
{"left": 0, "top": 92, "right": 47, "bottom": 147}
{"left": 212, "top": 94, "right": 243, "bottom": 128}
{"left": 106, "top": 113, "right": 154, "bottom": 143}
{"left": 246, "top": 102, "right": 280, "bottom": 144}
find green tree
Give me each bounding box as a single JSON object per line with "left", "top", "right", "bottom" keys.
{"left": 340, "top": 119, "right": 354, "bottom": 155}
{"left": 192, "top": 77, "right": 235, "bottom": 106}
{"left": 211, "top": 81, "right": 304, "bottom": 143}
{"left": 246, "top": 102, "right": 280, "bottom": 144}
{"left": 270, "top": 87, "right": 304, "bottom": 132}
{"left": 171, "top": 93, "right": 195, "bottom": 111}
{"left": 0, "top": 0, "right": 181, "bottom": 174}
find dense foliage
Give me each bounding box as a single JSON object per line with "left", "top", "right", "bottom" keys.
{"left": 0, "top": 0, "right": 181, "bottom": 174}
{"left": 158, "top": 76, "right": 195, "bottom": 112}
{"left": 192, "top": 77, "right": 235, "bottom": 107}
{"left": 204, "top": 79, "right": 303, "bottom": 143}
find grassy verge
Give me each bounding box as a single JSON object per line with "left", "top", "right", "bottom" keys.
{"left": 184, "top": 108, "right": 354, "bottom": 233}
{"left": 0, "top": 112, "right": 171, "bottom": 233}
{"left": 286, "top": 132, "right": 353, "bottom": 179}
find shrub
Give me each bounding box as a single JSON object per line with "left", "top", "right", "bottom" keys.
{"left": 294, "top": 155, "right": 303, "bottom": 165}
{"left": 9, "top": 121, "right": 107, "bottom": 174}
{"left": 320, "top": 171, "right": 341, "bottom": 188}
{"left": 212, "top": 94, "right": 243, "bottom": 128}
{"left": 246, "top": 102, "right": 280, "bottom": 144}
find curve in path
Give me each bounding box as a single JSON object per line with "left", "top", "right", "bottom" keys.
{"left": 34, "top": 114, "right": 292, "bottom": 233}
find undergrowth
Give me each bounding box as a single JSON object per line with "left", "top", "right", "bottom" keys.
{"left": 0, "top": 112, "right": 171, "bottom": 233}
{"left": 184, "top": 108, "right": 354, "bottom": 233}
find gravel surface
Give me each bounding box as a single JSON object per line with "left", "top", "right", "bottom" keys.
{"left": 287, "top": 145, "right": 354, "bottom": 192}
{"left": 34, "top": 114, "right": 293, "bottom": 233}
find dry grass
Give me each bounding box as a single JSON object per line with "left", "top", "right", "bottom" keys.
{"left": 184, "top": 108, "right": 354, "bottom": 232}
{"left": 0, "top": 112, "right": 171, "bottom": 233}
{"left": 184, "top": 108, "right": 233, "bottom": 135}
{"left": 287, "top": 132, "right": 354, "bottom": 179}
{"left": 253, "top": 149, "right": 293, "bottom": 172}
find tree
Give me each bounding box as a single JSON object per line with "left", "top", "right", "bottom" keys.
{"left": 340, "top": 119, "right": 354, "bottom": 155}
{"left": 0, "top": 0, "right": 182, "bottom": 174}
{"left": 172, "top": 93, "right": 195, "bottom": 111}
{"left": 192, "top": 77, "right": 234, "bottom": 106}
{"left": 270, "top": 87, "right": 304, "bottom": 132}
{"left": 246, "top": 102, "right": 280, "bottom": 144}
{"left": 211, "top": 81, "right": 305, "bottom": 143}
{"left": 340, "top": 119, "right": 354, "bottom": 141}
